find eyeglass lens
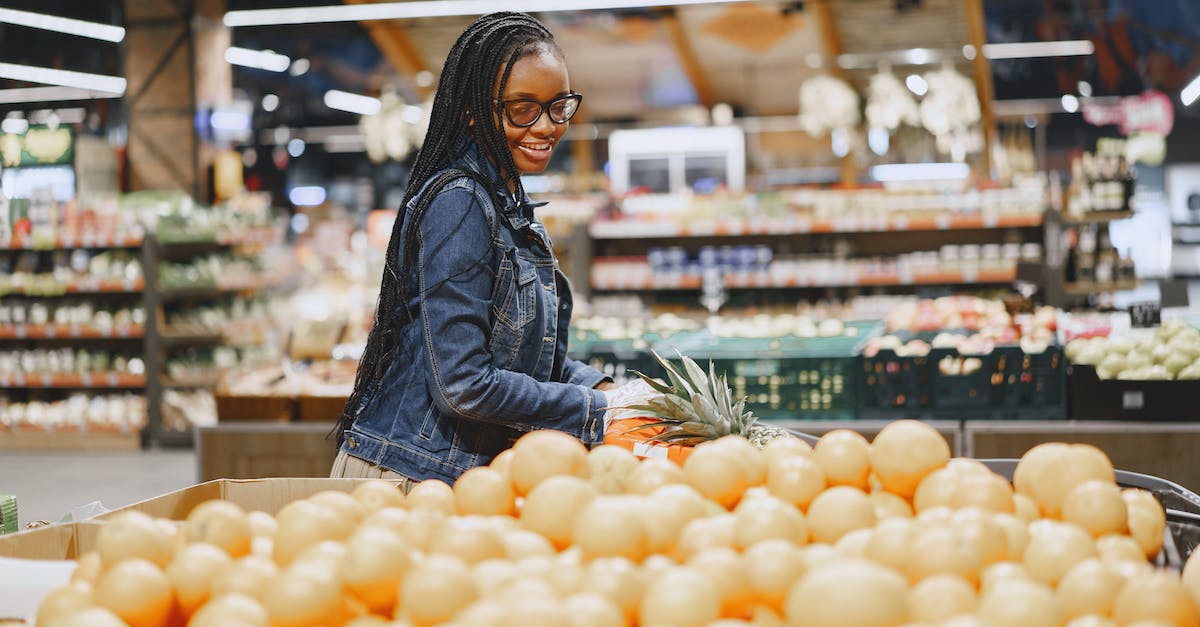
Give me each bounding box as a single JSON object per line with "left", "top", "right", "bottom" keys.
{"left": 505, "top": 95, "right": 579, "bottom": 126}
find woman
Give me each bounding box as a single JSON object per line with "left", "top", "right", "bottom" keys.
{"left": 332, "top": 12, "right": 650, "bottom": 487}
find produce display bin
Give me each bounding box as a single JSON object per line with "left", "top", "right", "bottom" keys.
{"left": 214, "top": 393, "right": 295, "bottom": 422}
{"left": 1069, "top": 364, "right": 1200, "bottom": 421}
{"left": 981, "top": 459, "right": 1200, "bottom": 569}
{"left": 653, "top": 322, "right": 881, "bottom": 420}
{"left": 860, "top": 344, "right": 1066, "bottom": 420}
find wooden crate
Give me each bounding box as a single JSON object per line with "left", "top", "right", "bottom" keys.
{"left": 197, "top": 422, "right": 338, "bottom": 482}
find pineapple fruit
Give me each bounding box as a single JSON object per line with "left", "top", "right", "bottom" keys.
{"left": 619, "top": 350, "right": 793, "bottom": 448}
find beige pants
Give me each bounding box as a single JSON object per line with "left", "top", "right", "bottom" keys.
{"left": 330, "top": 450, "right": 416, "bottom": 494}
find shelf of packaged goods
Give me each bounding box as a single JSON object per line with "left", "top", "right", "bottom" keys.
{"left": 592, "top": 268, "right": 1017, "bottom": 291}
{"left": 589, "top": 213, "right": 1044, "bottom": 240}
{"left": 0, "top": 324, "right": 145, "bottom": 340}
{"left": 162, "top": 375, "right": 221, "bottom": 389}
{"left": 1062, "top": 280, "right": 1141, "bottom": 296}
{"left": 0, "top": 278, "right": 145, "bottom": 296}
{"left": 159, "top": 328, "right": 224, "bottom": 345}
{"left": 0, "top": 372, "right": 147, "bottom": 388}
{"left": 1061, "top": 210, "right": 1134, "bottom": 225}
{"left": 0, "top": 427, "right": 143, "bottom": 451}
{"left": 217, "top": 227, "right": 277, "bottom": 246}
{"left": 2, "top": 233, "right": 145, "bottom": 251}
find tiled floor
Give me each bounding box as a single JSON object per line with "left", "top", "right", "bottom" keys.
{"left": 0, "top": 449, "right": 197, "bottom": 528}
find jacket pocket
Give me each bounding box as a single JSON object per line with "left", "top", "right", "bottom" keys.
{"left": 489, "top": 247, "right": 537, "bottom": 368}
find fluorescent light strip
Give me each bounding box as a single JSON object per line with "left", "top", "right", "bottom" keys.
{"left": 982, "top": 40, "right": 1094, "bottom": 60}
{"left": 224, "top": 47, "right": 291, "bottom": 72}
{"left": 324, "top": 90, "right": 382, "bottom": 116}
{"left": 871, "top": 163, "right": 970, "bottom": 182}
{"left": 0, "top": 86, "right": 121, "bottom": 104}
{"left": 226, "top": 0, "right": 753, "bottom": 26}
{"left": 0, "top": 62, "right": 126, "bottom": 94}
{"left": 0, "top": 7, "right": 124, "bottom": 42}
{"left": 1182, "top": 73, "right": 1200, "bottom": 107}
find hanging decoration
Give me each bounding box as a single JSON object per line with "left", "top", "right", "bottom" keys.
{"left": 918, "top": 65, "right": 981, "bottom": 161}
{"left": 798, "top": 75, "right": 860, "bottom": 138}
{"left": 360, "top": 92, "right": 433, "bottom": 164}
{"left": 865, "top": 70, "right": 920, "bottom": 132}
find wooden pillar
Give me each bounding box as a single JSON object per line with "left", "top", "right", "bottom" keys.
{"left": 663, "top": 10, "right": 715, "bottom": 109}
{"left": 966, "top": 0, "right": 997, "bottom": 179}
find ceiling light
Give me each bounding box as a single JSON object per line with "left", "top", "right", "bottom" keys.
{"left": 905, "top": 74, "right": 928, "bottom": 96}
{"left": 324, "top": 90, "right": 382, "bottom": 116}
{"left": 982, "top": 40, "right": 1094, "bottom": 60}
{"left": 961, "top": 44, "right": 977, "bottom": 60}
{"left": 289, "top": 186, "right": 325, "bottom": 207}
{"left": 0, "top": 62, "right": 125, "bottom": 94}
{"left": 289, "top": 58, "right": 310, "bottom": 76}
{"left": 224, "top": 47, "right": 291, "bottom": 72}
{"left": 0, "top": 86, "right": 122, "bottom": 104}
{"left": 1061, "top": 94, "right": 1080, "bottom": 113}
{"left": 0, "top": 7, "right": 124, "bottom": 42}
{"left": 287, "top": 138, "right": 306, "bottom": 157}
{"left": 225, "top": 0, "right": 755, "bottom": 26}
{"left": 1077, "top": 81, "right": 1092, "bottom": 98}
{"left": 262, "top": 93, "right": 280, "bottom": 112}
{"left": 1, "top": 118, "right": 29, "bottom": 134}
{"left": 870, "top": 162, "right": 970, "bottom": 182}
{"left": 1182, "top": 73, "right": 1200, "bottom": 107}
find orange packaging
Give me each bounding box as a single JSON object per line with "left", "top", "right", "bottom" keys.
{"left": 604, "top": 417, "right": 693, "bottom": 465}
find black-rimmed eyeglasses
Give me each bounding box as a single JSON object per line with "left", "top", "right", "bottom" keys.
{"left": 496, "top": 93, "right": 583, "bottom": 127}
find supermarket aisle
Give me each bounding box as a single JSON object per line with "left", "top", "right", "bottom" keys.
{"left": 0, "top": 450, "right": 196, "bottom": 528}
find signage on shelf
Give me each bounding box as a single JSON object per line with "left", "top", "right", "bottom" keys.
{"left": 1082, "top": 90, "right": 1174, "bottom": 137}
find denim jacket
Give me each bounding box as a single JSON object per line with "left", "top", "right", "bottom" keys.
{"left": 340, "top": 141, "right": 609, "bottom": 483}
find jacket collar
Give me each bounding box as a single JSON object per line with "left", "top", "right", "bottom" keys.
{"left": 455, "top": 138, "right": 546, "bottom": 231}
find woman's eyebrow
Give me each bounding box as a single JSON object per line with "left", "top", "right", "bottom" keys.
{"left": 503, "top": 90, "right": 572, "bottom": 99}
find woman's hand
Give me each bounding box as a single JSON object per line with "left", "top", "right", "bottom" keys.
{"left": 594, "top": 380, "right": 619, "bottom": 391}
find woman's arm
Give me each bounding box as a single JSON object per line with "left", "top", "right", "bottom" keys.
{"left": 413, "top": 182, "right": 608, "bottom": 444}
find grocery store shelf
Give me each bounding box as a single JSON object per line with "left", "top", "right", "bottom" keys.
{"left": 1061, "top": 210, "right": 1134, "bottom": 225}
{"left": 0, "top": 372, "right": 148, "bottom": 388}
{"left": 592, "top": 269, "right": 1017, "bottom": 291}
{"left": 157, "top": 428, "right": 195, "bottom": 448}
{"left": 162, "top": 375, "right": 221, "bottom": 388}
{"left": 0, "top": 278, "right": 145, "bottom": 296}
{"left": 159, "top": 280, "right": 273, "bottom": 300}
{"left": 0, "top": 428, "right": 142, "bottom": 451}
{"left": 2, "top": 233, "right": 144, "bottom": 250}
{"left": 0, "top": 323, "right": 144, "bottom": 340}
{"left": 590, "top": 213, "right": 1043, "bottom": 240}
{"left": 1062, "top": 280, "right": 1140, "bottom": 295}
{"left": 159, "top": 329, "right": 224, "bottom": 345}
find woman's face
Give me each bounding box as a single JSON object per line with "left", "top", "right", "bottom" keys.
{"left": 497, "top": 48, "right": 571, "bottom": 176}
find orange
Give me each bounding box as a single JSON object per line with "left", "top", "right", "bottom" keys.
{"left": 1123, "top": 489, "right": 1167, "bottom": 559}
{"left": 742, "top": 539, "right": 806, "bottom": 612}
{"left": 1063, "top": 480, "right": 1128, "bottom": 537}
{"left": 761, "top": 435, "right": 813, "bottom": 466}
{"left": 165, "top": 542, "right": 233, "bottom": 617}
{"left": 580, "top": 557, "right": 644, "bottom": 624}
{"left": 1055, "top": 558, "right": 1123, "bottom": 620}
{"left": 398, "top": 555, "right": 478, "bottom": 627}
{"left": 93, "top": 557, "right": 174, "bottom": 627}
{"left": 806, "top": 486, "right": 875, "bottom": 544}
{"left": 210, "top": 554, "right": 277, "bottom": 598}
{"left": 508, "top": 429, "right": 589, "bottom": 495}
{"left": 574, "top": 495, "right": 648, "bottom": 562}
{"left": 586, "top": 445, "right": 641, "bottom": 494}
{"left": 562, "top": 592, "right": 625, "bottom": 627}
{"left": 1114, "top": 570, "right": 1200, "bottom": 627}
{"left": 687, "top": 547, "right": 756, "bottom": 619}
{"left": 454, "top": 466, "right": 516, "bottom": 516}
{"left": 784, "top": 558, "right": 909, "bottom": 627}
{"left": 673, "top": 514, "right": 737, "bottom": 562}
{"left": 977, "top": 579, "right": 1060, "bottom": 627}
{"left": 34, "top": 580, "right": 95, "bottom": 627}
{"left": 259, "top": 567, "right": 345, "bottom": 627}
{"left": 865, "top": 517, "right": 917, "bottom": 574}
{"left": 766, "top": 455, "right": 826, "bottom": 512}
{"left": 642, "top": 483, "right": 711, "bottom": 555}
{"left": 907, "top": 523, "right": 984, "bottom": 585}
{"left": 186, "top": 500, "right": 253, "bottom": 558}
{"left": 339, "top": 525, "right": 412, "bottom": 616}
{"left": 272, "top": 499, "right": 353, "bottom": 566}
{"left": 640, "top": 566, "right": 722, "bottom": 627}
{"left": 623, "top": 457, "right": 686, "bottom": 494}
{"left": 1183, "top": 544, "right": 1200, "bottom": 612}
{"left": 868, "top": 419, "right": 950, "bottom": 499}
{"left": 709, "top": 435, "right": 767, "bottom": 487}
{"left": 908, "top": 573, "right": 977, "bottom": 623}
{"left": 431, "top": 515, "right": 507, "bottom": 564}
{"left": 406, "top": 479, "right": 457, "bottom": 515}
{"left": 812, "top": 430, "right": 871, "bottom": 490}
{"left": 351, "top": 479, "right": 406, "bottom": 513}
{"left": 869, "top": 490, "right": 913, "bottom": 520}
{"left": 684, "top": 444, "right": 750, "bottom": 509}
{"left": 1023, "top": 520, "right": 1098, "bottom": 586}
{"left": 187, "top": 592, "right": 269, "bottom": 627}
{"left": 733, "top": 494, "right": 807, "bottom": 549}
{"left": 501, "top": 528, "right": 556, "bottom": 559}
{"left": 96, "top": 510, "right": 176, "bottom": 569}
{"left": 519, "top": 475, "right": 597, "bottom": 549}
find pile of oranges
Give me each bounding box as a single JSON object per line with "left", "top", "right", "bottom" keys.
{"left": 32, "top": 420, "right": 1200, "bottom": 627}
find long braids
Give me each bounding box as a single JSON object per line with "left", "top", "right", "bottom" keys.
{"left": 336, "top": 12, "right": 563, "bottom": 443}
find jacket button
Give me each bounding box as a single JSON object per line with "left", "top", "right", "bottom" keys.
{"left": 347, "top": 436, "right": 359, "bottom": 449}
{"left": 543, "top": 336, "right": 555, "bottom": 343}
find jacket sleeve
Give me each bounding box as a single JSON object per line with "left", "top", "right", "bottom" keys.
{"left": 412, "top": 182, "right": 608, "bottom": 445}
{"left": 560, "top": 357, "right": 610, "bottom": 388}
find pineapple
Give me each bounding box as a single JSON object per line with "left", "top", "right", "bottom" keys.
{"left": 618, "top": 350, "right": 793, "bottom": 448}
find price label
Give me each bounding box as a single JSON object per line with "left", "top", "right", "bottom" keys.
{"left": 962, "top": 269, "right": 980, "bottom": 283}
{"left": 117, "top": 324, "right": 130, "bottom": 338}
{"left": 70, "top": 324, "right": 82, "bottom": 338}
{"left": 1122, "top": 390, "right": 1145, "bottom": 410}
{"left": 106, "top": 372, "right": 120, "bottom": 387}
{"left": 632, "top": 441, "right": 669, "bottom": 461}
{"left": 982, "top": 213, "right": 1000, "bottom": 228}
{"left": 14, "top": 324, "right": 25, "bottom": 338}
{"left": 893, "top": 217, "right": 910, "bottom": 231}
{"left": 1129, "top": 302, "right": 1162, "bottom": 328}
{"left": 80, "top": 372, "right": 93, "bottom": 387}
{"left": 40, "top": 374, "right": 53, "bottom": 387}
{"left": 936, "top": 215, "right": 952, "bottom": 230}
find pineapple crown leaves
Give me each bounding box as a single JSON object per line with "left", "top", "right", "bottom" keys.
{"left": 613, "top": 349, "right": 759, "bottom": 446}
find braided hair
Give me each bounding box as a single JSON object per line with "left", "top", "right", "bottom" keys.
{"left": 336, "top": 12, "right": 565, "bottom": 443}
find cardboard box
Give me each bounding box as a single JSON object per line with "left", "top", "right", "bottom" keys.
{"left": 197, "top": 423, "right": 339, "bottom": 482}
{"left": 0, "top": 477, "right": 375, "bottom": 561}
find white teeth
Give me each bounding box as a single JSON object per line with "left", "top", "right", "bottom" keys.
{"left": 521, "top": 142, "right": 551, "bottom": 150}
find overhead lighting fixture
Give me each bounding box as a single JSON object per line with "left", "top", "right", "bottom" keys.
{"left": 1077, "top": 81, "right": 1093, "bottom": 98}
{"left": 225, "top": 0, "right": 754, "bottom": 26}
{"left": 289, "top": 186, "right": 326, "bottom": 207}
{"left": 224, "top": 47, "right": 291, "bottom": 72}
{"left": 324, "top": 90, "right": 382, "bottom": 116}
{"left": 982, "top": 40, "right": 1094, "bottom": 60}
{"left": 1182, "top": 73, "right": 1200, "bottom": 107}
{"left": 0, "top": 7, "right": 124, "bottom": 42}
{"left": 870, "top": 162, "right": 970, "bottom": 182}
{"left": 0, "top": 62, "right": 125, "bottom": 94}
{"left": 1, "top": 117, "right": 29, "bottom": 134}
{"left": 0, "top": 85, "right": 122, "bottom": 104}
{"left": 905, "top": 74, "right": 928, "bottom": 96}
{"left": 1061, "top": 94, "right": 1080, "bottom": 113}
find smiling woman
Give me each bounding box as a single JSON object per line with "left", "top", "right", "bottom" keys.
{"left": 331, "top": 12, "right": 635, "bottom": 486}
